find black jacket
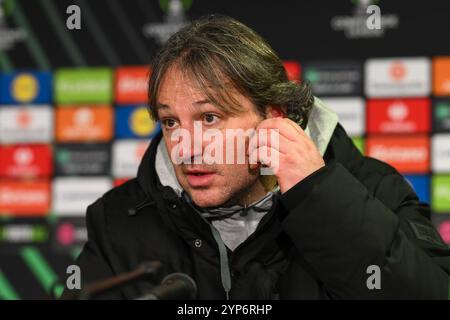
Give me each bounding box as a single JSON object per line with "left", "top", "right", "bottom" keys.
{"left": 68, "top": 124, "right": 450, "bottom": 299}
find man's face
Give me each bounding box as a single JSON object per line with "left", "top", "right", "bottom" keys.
{"left": 156, "top": 66, "right": 265, "bottom": 208}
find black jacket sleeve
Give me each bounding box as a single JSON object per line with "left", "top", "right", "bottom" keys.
{"left": 280, "top": 161, "right": 450, "bottom": 299}
{"left": 61, "top": 198, "right": 122, "bottom": 300}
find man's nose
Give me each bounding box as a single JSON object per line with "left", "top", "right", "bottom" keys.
{"left": 174, "top": 121, "right": 204, "bottom": 163}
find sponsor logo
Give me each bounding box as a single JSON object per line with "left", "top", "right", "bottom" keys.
{"left": 52, "top": 177, "right": 112, "bottom": 217}
{"left": 303, "top": 61, "right": 362, "bottom": 96}
{"left": 142, "top": 0, "right": 191, "bottom": 44}
{"left": 365, "top": 58, "right": 431, "bottom": 97}
{"left": 282, "top": 61, "right": 301, "bottom": 81}
{"left": 433, "top": 57, "right": 450, "bottom": 96}
{"left": 54, "top": 68, "right": 113, "bottom": 104}
{"left": 0, "top": 180, "right": 50, "bottom": 216}
{"left": 112, "top": 140, "right": 150, "bottom": 178}
{"left": 433, "top": 99, "right": 450, "bottom": 132}
{"left": 432, "top": 176, "right": 450, "bottom": 213}
{"left": 404, "top": 175, "right": 430, "bottom": 204}
{"left": 55, "top": 105, "right": 113, "bottom": 142}
{"left": 54, "top": 219, "right": 87, "bottom": 247}
{"left": 321, "top": 97, "right": 365, "bottom": 136}
{"left": 432, "top": 134, "right": 450, "bottom": 173}
{"left": 115, "top": 67, "right": 150, "bottom": 104}
{"left": 115, "top": 105, "right": 159, "bottom": 139}
{"left": 367, "top": 98, "right": 430, "bottom": 133}
{"left": 330, "top": 0, "right": 399, "bottom": 39}
{"left": 1, "top": 72, "right": 52, "bottom": 104}
{"left": 0, "top": 106, "right": 53, "bottom": 143}
{"left": 387, "top": 102, "right": 408, "bottom": 120}
{"left": 389, "top": 60, "right": 406, "bottom": 81}
{"left": 54, "top": 144, "right": 110, "bottom": 176}
{"left": 0, "top": 222, "right": 48, "bottom": 244}
{"left": 131, "top": 107, "right": 155, "bottom": 136}
{"left": 12, "top": 73, "right": 39, "bottom": 103}
{"left": 0, "top": 145, "right": 53, "bottom": 178}
{"left": 366, "top": 135, "right": 429, "bottom": 174}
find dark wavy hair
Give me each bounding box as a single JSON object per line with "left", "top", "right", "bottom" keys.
{"left": 148, "top": 15, "right": 314, "bottom": 129}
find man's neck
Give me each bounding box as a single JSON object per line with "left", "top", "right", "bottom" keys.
{"left": 231, "top": 175, "right": 277, "bottom": 207}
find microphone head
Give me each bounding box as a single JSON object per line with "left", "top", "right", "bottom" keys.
{"left": 161, "top": 273, "right": 197, "bottom": 300}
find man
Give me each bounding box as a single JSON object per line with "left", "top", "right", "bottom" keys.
{"left": 68, "top": 15, "right": 450, "bottom": 299}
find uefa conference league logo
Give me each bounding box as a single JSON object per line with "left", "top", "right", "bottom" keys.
{"left": 330, "top": 0, "right": 399, "bottom": 39}
{"left": 143, "top": 0, "right": 192, "bottom": 45}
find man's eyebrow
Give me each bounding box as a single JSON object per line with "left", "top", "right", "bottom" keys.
{"left": 156, "top": 100, "right": 213, "bottom": 110}
{"left": 193, "top": 99, "right": 212, "bottom": 106}
{"left": 154, "top": 103, "right": 170, "bottom": 111}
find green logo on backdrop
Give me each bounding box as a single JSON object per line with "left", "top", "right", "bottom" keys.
{"left": 304, "top": 68, "right": 319, "bottom": 84}
{"left": 54, "top": 68, "right": 113, "bottom": 104}
{"left": 435, "top": 103, "right": 450, "bottom": 120}
{"left": 32, "top": 226, "right": 48, "bottom": 243}
{"left": 432, "top": 176, "right": 450, "bottom": 213}
{"left": 56, "top": 150, "right": 70, "bottom": 165}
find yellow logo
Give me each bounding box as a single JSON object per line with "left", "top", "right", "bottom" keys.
{"left": 12, "top": 73, "right": 39, "bottom": 103}
{"left": 130, "top": 107, "right": 155, "bottom": 136}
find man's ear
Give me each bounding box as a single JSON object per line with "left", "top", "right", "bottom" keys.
{"left": 265, "top": 105, "right": 287, "bottom": 118}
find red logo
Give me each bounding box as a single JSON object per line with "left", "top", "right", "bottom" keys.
{"left": 366, "top": 135, "right": 429, "bottom": 174}
{"left": 389, "top": 61, "right": 407, "bottom": 81}
{"left": 16, "top": 109, "right": 32, "bottom": 128}
{"left": 0, "top": 180, "right": 50, "bottom": 216}
{"left": 367, "top": 99, "right": 430, "bottom": 134}
{"left": 115, "top": 67, "right": 150, "bottom": 104}
{"left": 0, "top": 145, "right": 53, "bottom": 178}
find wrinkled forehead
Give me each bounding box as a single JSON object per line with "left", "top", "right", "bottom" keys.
{"left": 156, "top": 62, "right": 245, "bottom": 116}
{"left": 158, "top": 65, "right": 204, "bottom": 100}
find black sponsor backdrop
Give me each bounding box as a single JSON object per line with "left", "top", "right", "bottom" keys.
{"left": 1, "top": 0, "right": 450, "bottom": 299}
{"left": 3, "top": 0, "right": 450, "bottom": 69}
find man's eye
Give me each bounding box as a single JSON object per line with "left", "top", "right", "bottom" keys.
{"left": 203, "top": 114, "right": 219, "bottom": 125}
{"left": 162, "top": 119, "right": 178, "bottom": 129}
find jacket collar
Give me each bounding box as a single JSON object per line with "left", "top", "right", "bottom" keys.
{"left": 137, "top": 131, "right": 164, "bottom": 197}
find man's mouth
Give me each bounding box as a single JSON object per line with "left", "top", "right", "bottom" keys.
{"left": 184, "top": 169, "right": 216, "bottom": 187}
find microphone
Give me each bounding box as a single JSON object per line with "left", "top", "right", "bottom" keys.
{"left": 63, "top": 261, "right": 163, "bottom": 300}
{"left": 136, "top": 273, "right": 197, "bottom": 300}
